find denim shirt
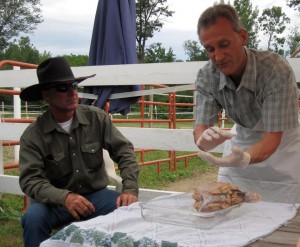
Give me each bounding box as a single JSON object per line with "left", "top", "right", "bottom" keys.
{"left": 19, "top": 104, "right": 139, "bottom": 206}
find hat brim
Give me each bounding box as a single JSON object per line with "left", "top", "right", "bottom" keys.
{"left": 20, "top": 74, "right": 96, "bottom": 101}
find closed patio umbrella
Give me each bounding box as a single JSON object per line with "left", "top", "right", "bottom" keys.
{"left": 81, "top": 0, "right": 140, "bottom": 115}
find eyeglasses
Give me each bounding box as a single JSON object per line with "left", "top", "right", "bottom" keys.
{"left": 54, "top": 82, "right": 79, "bottom": 93}
{"left": 43, "top": 82, "right": 79, "bottom": 93}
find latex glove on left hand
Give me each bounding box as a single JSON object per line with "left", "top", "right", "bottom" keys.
{"left": 198, "top": 145, "right": 250, "bottom": 168}
{"left": 196, "top": 126, "right": 234, "bottom": 151}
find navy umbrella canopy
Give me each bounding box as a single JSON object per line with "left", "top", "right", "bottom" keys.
{"left": 81, "top": 0, "right": 141, "bottom": 115}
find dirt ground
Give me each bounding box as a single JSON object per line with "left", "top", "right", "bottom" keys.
{"left": 160, "top": 166, "right": 219, "bottom": 192}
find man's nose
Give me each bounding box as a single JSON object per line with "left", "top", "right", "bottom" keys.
{"left": 214, "top": 48, "right": 225, "bottom": 62}
{"left": 67, "top": 87, "right": 77, "bottom": 95}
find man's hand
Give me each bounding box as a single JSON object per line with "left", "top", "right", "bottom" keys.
{"left": 198, "top": 145, "right": 250, "bottom": 168}
{"left": 116, "top": 192, "right": 138, "bottom": 208}
{"left": 196, "top": 126, "right": 234, "bottom": 151}
{"left": 64, "top": 193, "right": 95, "bottom": 220}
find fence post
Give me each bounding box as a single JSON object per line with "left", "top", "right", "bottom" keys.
{"left": 193, "top": 91, "right": 196, "bottom": 128}
{"left": 0, "top": 140, "right": 3, "bottom": 201}
{"left": 148, "top": 86, "right": 153, "bottom": 128}
{"left": 13, "top": 66, "right": 21, "bottom": 163}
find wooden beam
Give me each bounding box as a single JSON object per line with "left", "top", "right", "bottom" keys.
{"left": 0, "top": 123, "right": 224, "bottom": 153}
{"left": 0, "top": 175, "right": 23, "bottom": 195}
{"left": 0, "top": 59, "right": 299, "bottom": 88}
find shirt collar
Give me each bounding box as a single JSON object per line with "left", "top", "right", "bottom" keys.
{"left": 218, "top": 48, "right": 257, "bottom": 92}
{"left": 74, "top": 105, "right": 90, "bottom": 126}
{"left": 43, "top": 105, "right": 90, "bottom": 134}
{"left": 240, "top": 48, "right": 257, "bottom": 92}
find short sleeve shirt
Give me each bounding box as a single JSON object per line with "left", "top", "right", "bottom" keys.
{"left": 195, "top": 48, "right": 299, "bottom": 131}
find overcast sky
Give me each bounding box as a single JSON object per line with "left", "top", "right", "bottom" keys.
{"left": 27, "top": 0, "right": 299, "bottom": 61}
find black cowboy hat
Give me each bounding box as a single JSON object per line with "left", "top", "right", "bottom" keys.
{"left": 20, "top": 57, "right": 95, "bottom": 101}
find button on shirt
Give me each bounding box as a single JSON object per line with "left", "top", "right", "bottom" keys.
{"left": 19, "top": 105, "right": 139, "bottom": 206}
{"left": 195, "top": 48, "right": 299, "bottom": 131}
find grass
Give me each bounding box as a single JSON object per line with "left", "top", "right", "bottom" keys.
{"left": 0, "top": 146, "right": 24, "bottom": 247}
{"left": 0, "top": 194, "right": 23, "bottom": 247}
{"left": 136, "top": 150, "right": 213, "bottom": 189}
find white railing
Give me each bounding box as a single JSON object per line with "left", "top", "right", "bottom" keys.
{"left": 0, "top": 60, "right": 299, "bottom": 201}
{"left": 1, "top": 59, "right": 299, "bottom": 88}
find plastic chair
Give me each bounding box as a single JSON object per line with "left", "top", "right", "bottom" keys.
{"left": 103, "top": 149, "right": 123, "bottom": 192}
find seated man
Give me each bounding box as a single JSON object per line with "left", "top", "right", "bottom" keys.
{"left": 19, "top": 57, "right": 140, "bottom": 247}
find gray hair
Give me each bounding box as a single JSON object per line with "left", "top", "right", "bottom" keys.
{"left": 197, "top": 4, "right": 243, "bottom": 37}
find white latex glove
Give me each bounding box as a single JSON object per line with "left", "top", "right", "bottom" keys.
{"left": 198, "top": 145, "right": 250, "bottom": 168}
{"left": 196, "top": 126, "right": 234, "bottom": 151}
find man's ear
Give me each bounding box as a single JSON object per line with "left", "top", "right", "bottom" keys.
{"left": 240, "top": 28, "right": 248, "bottom": 46}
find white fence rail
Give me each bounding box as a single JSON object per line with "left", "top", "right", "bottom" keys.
{"left": 0, "top": 60, "right": 299, "bottom": 89}
{"left": 0, "top": 60, "right": 299, "bottom": 200}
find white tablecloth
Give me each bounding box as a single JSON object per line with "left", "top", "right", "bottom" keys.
{"left": 40, "top": 197, "right": 298, "bottom": 247}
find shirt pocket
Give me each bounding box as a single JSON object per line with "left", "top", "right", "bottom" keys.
{"left": 44, "top": 152, "right": 71, "bottom": 185}
{"left": 81, "top": 142, "right": 102, "bottom": 169}
{"left": 240, "top": 100, "right": 261, "bottom": 128}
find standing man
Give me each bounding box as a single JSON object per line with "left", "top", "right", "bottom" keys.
{"left": 193, "top": 4, "right": 300, "bottom": 203}
{"left": 19, "top": 57, "right": 139, "bottom": 247}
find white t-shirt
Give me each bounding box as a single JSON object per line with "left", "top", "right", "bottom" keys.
{"left": 58, "top": 117, "right": 73, "bottom": 133}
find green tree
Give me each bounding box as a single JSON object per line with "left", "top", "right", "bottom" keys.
{"left": 0, "top": 0, "right": 43, "bottom": 51}
{"left": 144, "top": 42, "right": 176, "bottom": 63}
{"left": 287, "top": 26, "right": 300, "bottom": 57}
{"left": 183, "top": 40, "right": 208, "bottom": 61}
{"left": 286, "top": 0, "right": 300, "bottom": 12}
{"left": 63, "top": 54, "right": 89, "bottom": 66}
{"left": 0, "top": 36, "right": 50, "bottom": 65}
{"left": 136, "top": 0, "right": 174, "bottom": 63}
{"left": 233, "top": 0, "right": 259, "bottom": 49}
{"left": 0, "top": 36, "right": 51, "bottom": 105}
{"left": 258, "top": 6, "right": 290, "bottom": 56}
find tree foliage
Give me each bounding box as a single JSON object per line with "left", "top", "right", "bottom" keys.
{"left": 63, "top": 54, "right": 89, "bottom": 66}
{"left": 0, "top": 36, "right": 50, "bottom": 105}
{"left": 0, "top": 38, "right": 89, "bottom": 106}
{"left": 144, "top": 42, "right": 176, "bottom": 63}
{"left": 0, "top": 38, "right": 89, "bottom": 68}
{"left": 233, "top": 0, "right": 259, "bottom": 49}
{"left": 0, "top": 0, "right": 43, "bottom": 51}
{"left": 183, "top": 40, "right": 208, "bottom": 61}
{"left": 287, "top": 26, "right": 300, "bottom": 57}
{"left": 258, "top": 6, "right": 290, "bottom": 56}
{"left": 0, "top": 36, "right": 50, "bottom": 65}
{"left": 136, "top": 0, "right": 174, "bottom": 63}
{"left": 286, "top": 0, "right": 300, "bottom": 12}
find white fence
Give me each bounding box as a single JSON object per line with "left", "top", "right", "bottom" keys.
{"left": 0, "top": 59, "right": 299, "bottom": 200}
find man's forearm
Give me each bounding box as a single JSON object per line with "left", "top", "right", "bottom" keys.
{"left": 246, "top": 132, "right": 283, "bottom": 164}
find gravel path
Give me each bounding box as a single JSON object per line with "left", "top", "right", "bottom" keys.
{"left": 160, "top": 166, "right": 219, "bottom": 192}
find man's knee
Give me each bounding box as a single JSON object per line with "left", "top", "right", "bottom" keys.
{"left": 88, "top": 189, "right": 119, "bottom": 216}
{"left": 21, "top": 203, "right": 50, "bottom": 229}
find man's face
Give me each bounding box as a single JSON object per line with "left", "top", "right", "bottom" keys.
{"left": 200, "top": 17, "right": 248, "bottom": 80}
{"left": 42, "top": 82, "right": 79, "bottom": 113}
